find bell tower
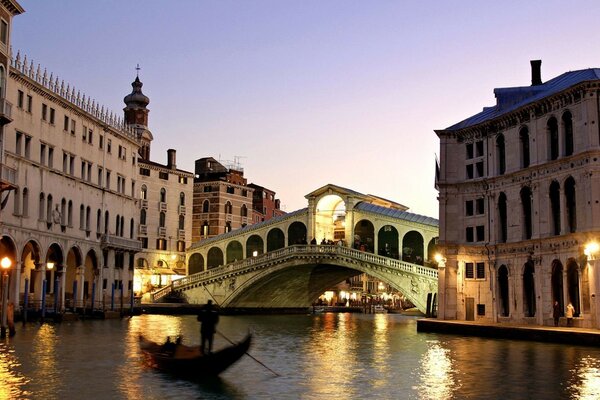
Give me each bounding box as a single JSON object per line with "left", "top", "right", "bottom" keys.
{"left": 124, "top": 65, "right": 153, "bottom": 160}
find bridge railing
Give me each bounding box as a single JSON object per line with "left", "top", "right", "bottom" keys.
{"left": 165, "top": 245, "right": 437, "bottom": 297}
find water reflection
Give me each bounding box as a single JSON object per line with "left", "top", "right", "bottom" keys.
{"left": 570, "top": 356, "right": 600, "bottom": 400}
{"left": 0, "top": 341, "right": 30, "bottom": 399}
{"left": 371, "top": 313, "right": 389, "bottom": 389}
{"left": 415, "top": 339, "right": 458, "bottom": 399}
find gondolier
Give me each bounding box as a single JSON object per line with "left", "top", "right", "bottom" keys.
{"left": 197, "top": 300, "right": 219, "bottom": 353}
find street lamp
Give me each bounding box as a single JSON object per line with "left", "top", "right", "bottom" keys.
{"left": 585, "top": 241, "right": 600, "bottom": 259}
{"left": 1, "top": 256, "right": 12, "bottom": 338}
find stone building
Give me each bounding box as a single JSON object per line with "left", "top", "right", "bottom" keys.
{"left": 125, "top": 76, "right": 194, "bottom": 295}
{"left": 192, "top": 157, "right": 254, "bottom": 242}
{"left": 435, "top": 61, "right": 600, "bottom": 328}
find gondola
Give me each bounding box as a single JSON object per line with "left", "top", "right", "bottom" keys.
{"left": 139, "top": 333, "right": 252, "bottom": 379}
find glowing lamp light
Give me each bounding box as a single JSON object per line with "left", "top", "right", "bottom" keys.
{"left": 170, "top": 254, "right": 177, "bottom": 261}
{"left": 584, "top": 242, "right": 600, "bottom": 257}
{"left": 252, "top": 251, "right": 258, "bottom": 257}
{"left": 46, "top": 262, "right": 54, "bottom": 270}
{"left": 0, "top": 257, "right": 11, "bottom": 270}
{"left": 434, "top": 253, "right": 445, "bottom": 263}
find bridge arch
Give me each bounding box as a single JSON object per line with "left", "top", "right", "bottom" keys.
{"left": 267, "top": 228, "right": 285, "bottom": 252}
{"left": 226, "top": 241, "right": 243, "bottom": 263}
{"left": 315, "top": 194, "right": 346, "bottom": 242}
{"left": 354, "top": 219, "right": 374, "bottom": 252}
{"left": 377, "top": 225, "right": 399, "bottom": 259}
{"left": 189, "top": 253, "right": 204, "bottom": 274}
{"left": 207, "top": 247, "right": 224, "bottom": 269}
{"left": 402, "top": 230, "right": 424, "bottom": 265}
{"left": 427, "top": 238, "right": 438, "bottom": 265}
{"left": 246, "top": 235, "right": 264, "bottom": 257}
{"left": 288, "top": 221, "right": 307, "bottom": 245}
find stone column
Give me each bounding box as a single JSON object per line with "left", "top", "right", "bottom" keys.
{"left": 588, "top": 255, "right": 600, "bottom": 329}
{"left": 437, "top": 259, "right": 446, "bottom": 320}
{"left": 559, "top": 187, "right": 567, "bottom": 235}
{"left": 76, "top": 266, "right": 85, "bottom": 307}
{"left": 60, "top": 266, "right": 66, "bottom": 312}
{"left": 9, "top": 261, "right": 21, "bottom": 310}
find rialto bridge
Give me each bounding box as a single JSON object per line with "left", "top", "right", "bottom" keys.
{"left": 155, "top": 184, "right": 440, "bottom": 313}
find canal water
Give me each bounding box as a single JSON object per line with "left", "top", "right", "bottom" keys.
{"left": 2, "top": 313, "right": 600, "bottom": 399}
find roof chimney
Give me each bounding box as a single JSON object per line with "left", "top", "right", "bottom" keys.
{"left": 530, "top": 60, "right": 542, "bottom": 86}
{"left": 167, "top": 149, "right": 176, "bottom": 169}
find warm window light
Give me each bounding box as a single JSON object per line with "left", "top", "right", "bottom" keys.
{"left": 46, "top": 262, "right": 54, "bottom": 270}
{"left": 252, "top": 251, "right": 258, "bottom": 257}
{"left": 0, "top": 257, "right": 11, "bottom": 270}
{"left": 584, "top": 242, "right": 600, "bottom": 257}
{"left": 170, "top": 254, "right": 177, "bottom": 261}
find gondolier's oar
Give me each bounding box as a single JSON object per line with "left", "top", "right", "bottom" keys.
{"left": 202, "top": 285, "right": 280, "bottom": 377}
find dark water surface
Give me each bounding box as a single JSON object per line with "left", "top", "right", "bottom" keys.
{"left": 2, "top": 313, "right": 600, "bottom": 399}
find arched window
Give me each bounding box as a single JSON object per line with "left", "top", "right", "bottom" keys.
{"left": 225, "top": 221, "right": 231, "bottom": 233}
{"left": 498, "top": 265, "right": 509, "bottom": 317}
{"left": 120, "top": 216, "right": 124, "bottom": 236}
{"left": 86, "top": 206, "right": 91, "bottom": 230}
{"left": 46, "top": 194, "right": 53, "bottom": 223}
{"left": 79, "top": 204, "right": 85, "bottom": 229}
{"left": 551, "top": 260, "right": 564, "bottom": 315}
{"left": 549, "top": 181, "right": 561, "bottom": 236}
{"left": 202, "top": 200, "right": 210, "bottom": 213}
{"left": 496, "top": 134, "right": 506, "bottom": 175}
{"left": 519, "top": 126, "right": 530, "bottom": 168}
{"left": 565, "top": 177, "right": 576, "bottom": 233}
{"left": 97, "top": 209, "right": 102, "bottom": 233}
{"left": 104, "top": 210, "right": 109, "bottom": 234}
{"left": 225, "top": 201, "right": 232, "bottom": 214}
{"left": 159, "top": 211, "right": 166, "bottom": 228}
{"left": 116, "top": 214, "right": 121, "bottom": 235}
{"left": 520, "top": 186, "right": 533, "bottom": 240}
{"left": 39, "top": 193, "right": 45, "bottom": 220}
{"left": 523, "top": 262, "right": 536, "bottom": 317}
{"left": 140, "top": 209, "right": 147, "bottom": 225}
{"left": 0, "top": 65, "right": 5, "bottom": 98}
{"left": 140, "top": 185, "right": 147, "bottom": 200}
{"left": 241, "top": 204, "right": 248, "bottom": 217}
{"left": 498, "top": 192, "right": 507, "bottom": 243}
{"left": 130, "top": 218, "right": 135, "bottom": 239}
{"left": 563, "top": 111, "right": 574, "bottom": 156}
{"left": 179, "top": 192, "right": 185, "bottom": 206}
{"left": 179, "top": 215, "right": 185, "bottom": 230}
{"left": 67, "top": 200, "right": 73, "bottom": 226}
{"left": 567, "top": 260, "right": 580, "bottom": 317}
{"left": 548, "top": 117, "right": 559, "bottom": 160}
{"left": 22, "top": 188, "right": 29, "bottom": 217}
{"left": 13, "top": 188, "right": 20, "bottom": 215}
{"left": 160, "top": 188, "right": 166, "bottom": 203}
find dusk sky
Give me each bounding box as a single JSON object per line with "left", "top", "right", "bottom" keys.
{"left": 11, "top": 1, "right": 600, "bottom": 217}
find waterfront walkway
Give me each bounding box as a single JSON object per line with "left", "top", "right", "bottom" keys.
{"left": 417, "top": 318, "right": 600, "bottom": 347}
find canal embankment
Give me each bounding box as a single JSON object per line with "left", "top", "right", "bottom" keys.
{"left": 417, "top": 318, "right": 600, "bottom": 346}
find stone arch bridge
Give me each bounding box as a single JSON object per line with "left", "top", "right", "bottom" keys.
{"left": 153, "top": 245, "right": 438, "bottom": 313}
{"left": 153, "top": 184, "right": 439, "bottom": 313}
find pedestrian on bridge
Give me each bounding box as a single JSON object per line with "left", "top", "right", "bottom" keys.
{"left": 197, "top": 300, "right": 219, "bottom": 353}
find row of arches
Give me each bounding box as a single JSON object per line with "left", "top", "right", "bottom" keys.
{"left": 496, "top": 111, "right": 574, "bottom": 175}
{"left": 140, "top": 185, "right": 186, "bottom": 206}
{"left": 140, "top": 210, "right": 186, "bottom": 230}
{"left": 188, "top": 220, "right": 437, "bottom": 274}
{"left": 497, "top": 176, "right": 577, "bottom": 242}
{"left": 200, "top": 200, "right": 248, "bottom": 217}
{"left": 497, "top": 258, "right": 584, "bottom": 318}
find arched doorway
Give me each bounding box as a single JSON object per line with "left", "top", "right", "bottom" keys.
{"left": 226, "top": 241, "right": 243, "bottom": 263}
{"left": 20, "top": 240, "right": 41, "bottom": 305}
{"left": 246, "top": 235, "right": 264, "bottom": 257}
{"left": 354, "top": 219, "right": 374, "bottom": 253}
{"left": 427, "top": 238, "right": 438, "bottom": 265}
{"left": 498, "top": 265, "right": 509, "bottom": 317}
{"left": 83, "top": 249, "right": 98, "bottom": 308}
{"left": 267, "top": 228, "right": 285, "bottom": 252}
{"left": 315, "top": 195, "right": 346, "bottom": 243}
{"left": 288, "top": 222, "right": 307, "bottom": 245}
{"left": 523, "top": 262, "right": 535, "bottom": 317}
{"left": 402, "top": 231, "right": 424, "bottom": 265}
{"left": 46, "top": 243, "right": 64, "bottom": 308}
{"left": 377, "top": 225, "right": 398, "bottom": 258}
{"left": 566, "top": 260, "right": 580, "bottom": 316}
{"left": 207, "top": 247, "right": 224, "bottom": 269}
{"left": 551, "top": 260, "right": 564, "bottom": 316}
{"left": 65, "top": 246, "right": 83, "bottom": 310}
{"left": 188, "top": 253, "right": 204, "bottom": 275}
{"left": 0, "top": 236, "right": 17, "bottom": 305}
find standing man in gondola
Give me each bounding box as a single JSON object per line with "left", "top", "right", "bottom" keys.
{"left": 197, "top": 300, "right": 219, "bottom": 354}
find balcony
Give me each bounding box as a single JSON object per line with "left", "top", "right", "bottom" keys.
{"left": 178, "top": 229, "right": 185, "bottom": 240}
{"left": 179, "top": 205, "right": 186, "bottom": 215}
{"left": 0, "top": 164, "right": 17, "bottom": 192}
{"left": 100, "top": 234, "right": 142, "bottom": 251}
{"left": 138, "top": 224, "right": 147, "bottom": 235}
{"left": 140, "top": 199, "right": 148, "bottom": 209}
{"left": 159, "top": 202, "right": 167, "bottom": 212}
{"left": 0, "top": 98, "right": 13, "bottom": 125}
{"left": 158, "top": 227, "right": 166, "bottom": 237}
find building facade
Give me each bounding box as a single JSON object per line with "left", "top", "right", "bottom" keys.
{"left": 436, "top": 61, "right": 600, "bottom": 328}
{"left": 192, "top": 157, "right": 254, "bottom": 242}
{"left": 248, "top": 183, "right": 285, "bottom": 223}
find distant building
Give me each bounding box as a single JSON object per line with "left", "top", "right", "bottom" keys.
{"left": 248, "top": 183, "right": 285, "bottom": 223}
{"left": 192, "top": 157, "right": 254, "bottom": 242}
{"left": 436, "top": 61, "right": 600, "bottom": 328}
